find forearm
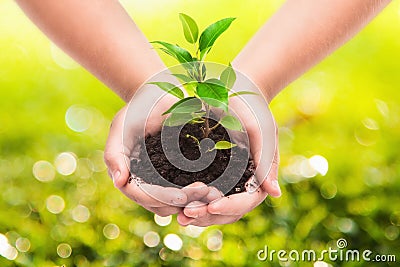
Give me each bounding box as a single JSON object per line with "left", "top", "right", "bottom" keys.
{"left": 233, "top": 0, "right": 391, "bottom": 102}
{"left": 16, "top": 0, "right": 165, "bottom": 102}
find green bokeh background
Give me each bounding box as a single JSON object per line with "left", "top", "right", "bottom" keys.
{"left": 1, "top": 0, "right": 400, "bottom": 266}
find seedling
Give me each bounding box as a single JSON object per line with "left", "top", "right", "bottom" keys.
{"left": 150, "top": 13, "right": 257, "bottom": 151}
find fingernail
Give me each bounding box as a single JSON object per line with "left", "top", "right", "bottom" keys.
{"left": 186, "top": 210, "right": 198, "bottom": 218}
{"left": 112, "top": 170, "right": 121, "bottom": 183}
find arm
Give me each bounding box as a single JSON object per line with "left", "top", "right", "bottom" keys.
{"left": 233, "top": 0, "right": 392, "bottom": 102}
{"left": 181, "top": 0, "right": 391, "bottom": 226}
{"left": 16, "top": 0, "right": 197, "bottom": 215}
{"left": 16, "top": 0, "right": 165, "bottom": 102}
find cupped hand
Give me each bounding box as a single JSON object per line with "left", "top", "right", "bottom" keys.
{"left": 104, "top": 104, "right": 182, "bottom": 216}
{"left": 104, "top": 92, "right": 217, "bottom": 216}
{"left": 177, "top": 81, "right": 282, "bottom": 226}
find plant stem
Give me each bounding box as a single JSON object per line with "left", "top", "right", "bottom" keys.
{"left": 198, "top": 61, "right": 204, "bottom": 82}
{"left": 204, "top": 103, "right": 210, "bottom": 138}
{"left": 209, "top": 121, "right": 220, "bottom": 131}
{"left": 186, "top": 134, "right": 200, "bottom": 147}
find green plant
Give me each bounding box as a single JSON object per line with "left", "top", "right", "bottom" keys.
{"left": 151, "top": 13, "right": 257, "bottom": 150}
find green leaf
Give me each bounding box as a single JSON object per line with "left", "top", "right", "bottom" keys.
{"left": 183, "top": 82, "right": 197, "bottom": 97}
{"left": 171, "top": 73, "right": 196, "bottom": 83}
{"left": 151, "top": 41, "right": 193, "bottom": 64}
{"left": 210, "top": 140, "right": 237, "bottom": 151}
{"left": 164, "top": 113, "right": 193, "bottom": 127}
{"left": 191, "top": 111, "right": 206, "bottom": 119}
{"left": 162, "top": 97, "right": 202, "bottom": 115}
{"left": 171, "top": 74, "right": 198, "bottom": 96}
{"left": 229, "top": 91, "right": 259, "bottom": 98}
{"left": 199, "top": 47, "right": 211, "bottom": 60}
{"left": 220, "top": 115, "right": 243, "bottom": 131}
{"left": 198, "top": 17, "right": 236, "bottom": 54}
{"left": 196, "top": 79, "right": 228, "bottom": 111}
{"left": 201, "top": 63, "right": 207, "bottom": 80}
{"left": 148, "top": 82, "right": 184, "bottom": 99}
{"left": 179, "top": 13, "right": 199, "bottom": 44}
{"left": 189, "top": 119, "right": 205, "bottom": 124}
{"left": 220, "top": 63, "right": 236, "bottom": 90}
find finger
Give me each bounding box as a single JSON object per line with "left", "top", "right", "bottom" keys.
{"left": 188, "top": 214, "right": 241, "bottom": 227}
{"left": 147, "top": 206, "right": 182, "bottom": 217}
{"left": 252, "top": 122, "right": 281, "bottom": 195}
{"left": 139, "top": 183, "right": 188, "bottom": 206}
{"left": 183, "top": 201, "right": 208, "bottom": 218}
{"left": 120, "top": 181, "right": 187, "bottom": 208}
{"left": 200, "top": 186, "right": 223, "bottom": 203}
{"left": 261, "top": 152, "right": 281, "bottom": 198}
{"left": 182, "top": 182, "right": 210, "bottom": 203}
{"left": 177, "top": 211, "right": 195, "bottom": 226}
{"left": 207, "top": 190, "right": 267, "bottom": 216}
{"left": 104, "top": 106, "right": 130, "bottom": 188}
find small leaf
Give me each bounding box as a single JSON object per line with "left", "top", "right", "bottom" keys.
{"left": 190, "top": 118, "right": 205, "bottom": 124}
{"left": 179, "top": 13, "right": 199, "bottom": 44}
{"left": 199, "top": 17, "right": 236, "bottom": 54}
{"left": 220, "top": 63, "right": 236, "bottom": 90}
{"left": 164, "top": 113, "right": 193, "bottom": 127}
{"left": 185, "top": 60, "right": 205, "bottom": 81}
{"left": 162, "top": 97, "right": 202, "bottom": 115}
{"left": 171, "top": 74, "right": 198, "bottom": 96}
{"left": 229, "top": 91, "right": 259, "bottom": 98}
{"left": 196, "top": 79, "right": 228, "bottom": 111}
{"left": 148, "top": 82, "right": 184, "bottom": 99}
{"left": 201, "top": 63, "right": 207, "bottom": 80}
{"left": 171, "top": 73, "right": 195, "bottom": 83}
{"left": 151, "top": 41, "right": 193, "bottom": 64}
{"left": 183, "top": 82, "right": 197, "bottom": 97}
{"left": 220, "top": 115, "right": 243, "bottom": 131}
{"left": 211, "top": 140, "right": 237, "bottom": 151}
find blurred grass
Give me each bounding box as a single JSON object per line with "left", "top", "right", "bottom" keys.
{"left": 1, "top": 0, "right": 400, "bottom": 266}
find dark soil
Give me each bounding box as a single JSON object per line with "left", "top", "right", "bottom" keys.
{"left": 130, "top": 119, "right": 255, "bottom": 196}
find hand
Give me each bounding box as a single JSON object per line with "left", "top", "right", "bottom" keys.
{"left": 104, "top": 90, "right": 218, "bottom": 216}
{"left": 177, "top": 90, "right": 282, "bottom": 226}
{"left": 104, "top": 104, "right": 184, "bottom": 216}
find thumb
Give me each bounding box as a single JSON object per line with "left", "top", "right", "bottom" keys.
{"left": 251, "top": 118, "right": 281, "bottom": 197}
{"left": 104, "top": 106, "right": 130, "bottom": 188}
{"left": 261, "top": 148, "right": 281, "bottom": 197}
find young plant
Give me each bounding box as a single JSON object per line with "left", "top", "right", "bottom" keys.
{"left": 150, "top": 13, "right": 257, "bottom": 151}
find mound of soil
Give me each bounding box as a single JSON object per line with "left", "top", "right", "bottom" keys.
{"left": 130, "top": 120, "right": 255, "bottom": 196}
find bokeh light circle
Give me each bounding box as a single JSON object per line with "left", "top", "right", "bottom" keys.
{"left": 65, "top": 105, "right": 92, "bottom": 133}
{"left": 103, "top": 224, "right": 120, "bottom": 240}
{"left": 33, "top": 160, "right": 56, "bottom": 182}
{"left": 143, "top": 231, "right": 160, "bottom": 247}
{"left": 57, "top": 243, "right": 72, "bottom": 258}
{"left": 154, "top": 215, "right": 172, "bottom": 226}
{"left": 71, "top": 205, "right": 90, "bottom": 223}
{"left": 309, "top": 155, "right": 328, "bottom": 176}
{"left": 15, "top": 237, "right": 31, "bottom": 252}
{"left": 163, "top": 234, "right": 183, "bottom": 251}
{"left": 46, "top": 195, "right": 65, "bottom": 214}
{"left": 55, "top": 152, "right": 77, "bottom": 175}
{"left": 206, "top": 230, "right": 223, "bottom": 251}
